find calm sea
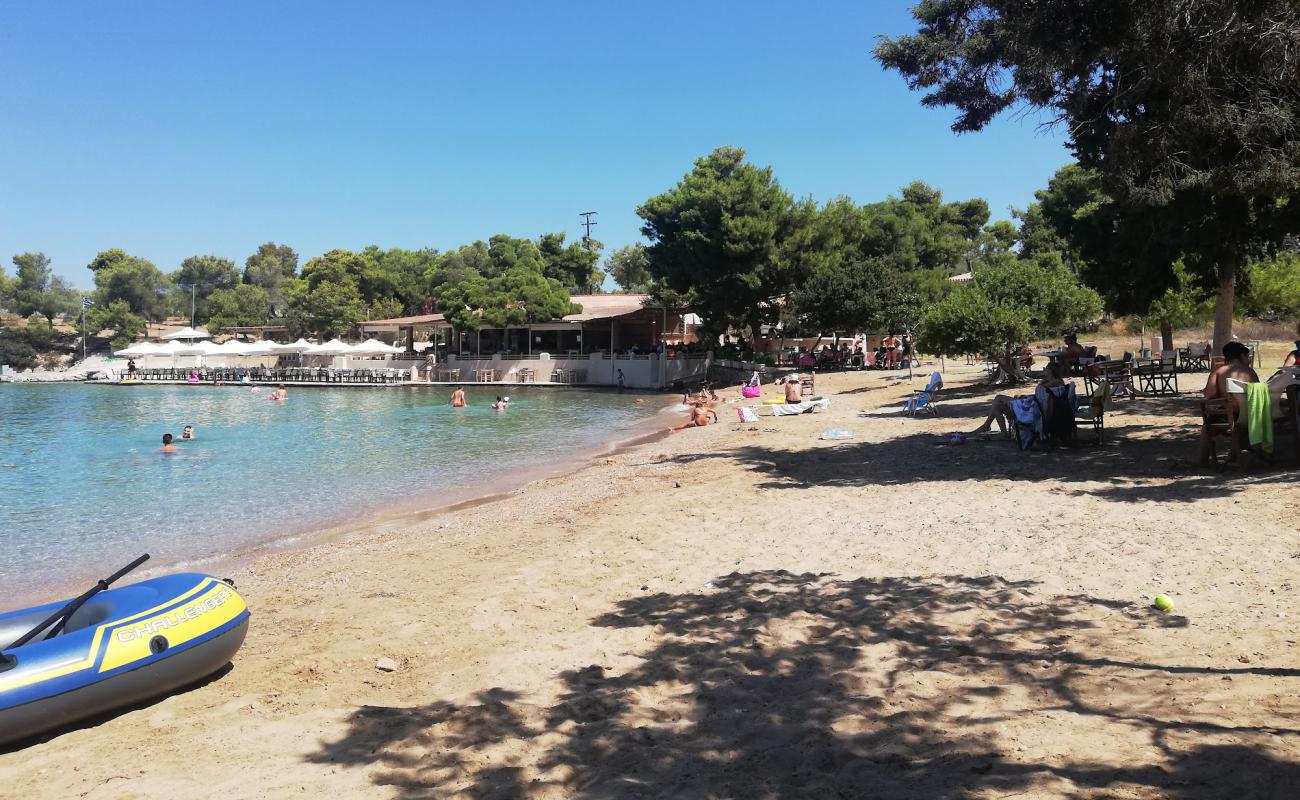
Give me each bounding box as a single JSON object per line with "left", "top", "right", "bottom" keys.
{"left": 0, "top": 383, "right": 666, "bottom": 603}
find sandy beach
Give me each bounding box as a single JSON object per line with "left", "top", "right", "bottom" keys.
{"left": 2, "top": 364, "right": 1298, "bottom": 799}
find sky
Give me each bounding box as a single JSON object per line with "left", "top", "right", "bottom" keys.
{"left": 0, "top": 1, "right": 1071, "bottom": 287}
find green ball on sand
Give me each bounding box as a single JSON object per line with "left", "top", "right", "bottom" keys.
{"left": 1153, "top": 594, "right": 1175, "bottom": 613}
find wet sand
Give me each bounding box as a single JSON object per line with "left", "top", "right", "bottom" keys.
{"left": 2, "top": 364, "right": 1298, "bottom": 799}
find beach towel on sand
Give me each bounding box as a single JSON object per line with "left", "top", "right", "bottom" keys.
{"left": 770, "top": 397, "right": 831, "bottom": 416}
{"left": 1244, "top": 382, "right": 1274, "bottom": 453}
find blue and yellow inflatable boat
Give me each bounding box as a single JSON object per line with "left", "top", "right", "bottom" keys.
{"left": 0, "top": 556, "right": 249, "bottom": 746}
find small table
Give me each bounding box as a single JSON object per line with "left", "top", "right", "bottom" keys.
{"left": 474, "top": 368, "right": 496, "bottom": 383}
{"left": 437, "top": 368, "right": 461, "bottom": 382}
{"left": 551, "top": 368, "right": 569, "bottom": 384}
{"left": 518, "top": 368, "right": 535, "bottom": 383}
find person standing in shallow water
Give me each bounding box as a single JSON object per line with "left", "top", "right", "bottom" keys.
{"left": 450, "top": 386, "right": 466, "bottom": 407}
{"left": 160, "top": 433, "right": 176, "bottom": 453}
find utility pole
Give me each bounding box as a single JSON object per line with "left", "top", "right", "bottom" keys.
{"left": 579, "top": 211, "right": 598, "bottom": 251}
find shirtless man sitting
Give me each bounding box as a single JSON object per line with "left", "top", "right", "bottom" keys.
{"left": 670, "top": 401, "right": 718, "bottom": 431}
{"left": 784, "top": 375, "right": 803, "bottom": 404}
{"left": 1199, "top": 341, "right": 1259, "bottom": 465}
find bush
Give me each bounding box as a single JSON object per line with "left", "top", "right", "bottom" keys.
{"left": 0, "top": 326, "right": 43, "bottom": 371}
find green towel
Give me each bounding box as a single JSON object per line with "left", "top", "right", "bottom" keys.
{"left": 1244, "top": 382, "right": 1274, "bottom": 453}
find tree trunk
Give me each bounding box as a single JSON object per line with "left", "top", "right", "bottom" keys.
{"left": 1211, "top": 266, "right": 1236, "bottom": 354}
{"left": 1159, "top": 319, "right": 1174, "bottom": 354}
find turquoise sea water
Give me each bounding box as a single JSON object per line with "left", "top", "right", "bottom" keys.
{"left": 0, "top": 384, "right": 665, "bottom": 603}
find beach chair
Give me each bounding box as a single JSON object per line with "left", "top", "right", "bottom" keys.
{"left": 1201, "top": 397, "right": 1244, "bottom": 465}
{"left": 903, "top": 372, "right": 943, "bottom": 417}
{"left": 1075, "top": 380, "right": 1111, "bottom": 445}
{"left": 1134, "top": 352, "right": 1179, "bottom": 396}
{"left": 1013, "top": 384, "right": 1078, "bottom": 450}
{"left": 800, "top": 372, "right": 815, "bottom": 397}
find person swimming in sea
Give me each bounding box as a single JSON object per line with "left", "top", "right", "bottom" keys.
{"left": 180, "top": 425, "right": 195, "bottom": 440}
{"left": 491, "top": 396, "right": 510, "bottom": 411}
{"left": 276, "top": 384, "right": 288, "bottom": 401}
{"left": 160, "top": 433, "right": 176, "bottom": 453}
{"left": 450, "top": 386, "right": 466, "bottom": 407}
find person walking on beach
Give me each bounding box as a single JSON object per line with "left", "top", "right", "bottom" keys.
{"left": 450, "top": 386, "right": 466, "bottom": 407}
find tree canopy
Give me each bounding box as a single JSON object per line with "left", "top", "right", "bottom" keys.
{"left": 876, "top": 0, "right": 1300, "bottom": 348}
{"left": 89, "top": 251, "right": 169, "bottom": 321}
{"left": 12, "top": 253, "right": 79, "bottom": 325}
{"left": 605, "top": 244, "right": 652, "bottom": 293}
{"left": 919, "top": 257, "right": 1103, "bottom": 381}
{"left": 638, "top": 146, "right": 796, "bottom": 339}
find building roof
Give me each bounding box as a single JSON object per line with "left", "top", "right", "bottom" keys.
{"left": 948, "top": 271, "right": 974, "bottom": 283}
{"left": 359, "top": 312, "right": 446, "bottom": 330}
{"left": 562, "top": 294, "right": 650, "bottom": 322}
{"left": 358, "top": 294, "right": 655, "bottom": 330}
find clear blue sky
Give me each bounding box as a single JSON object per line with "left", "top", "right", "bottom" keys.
{"left": 0, "top": 1, "right": 1070, "bottom": 287}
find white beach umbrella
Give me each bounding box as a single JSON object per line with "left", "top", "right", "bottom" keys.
{"left": 160, "top": 326, "right": 213, "bottom": 341}
{"left": 271, "top": 338, "right": 313, "bottom": 354}
{"left": 155, "top": 340, "right": 189, "bottom": 356}
{"left": 214, "top": 339, "right": 254, "bottom": 355}
{"left": 308, "top": 339, "right": 355, "bottom": 355}
{"left": 350, "top": 338, "right": 403, "bottom": 355}
{"left": 115, "top": 341, "right": 162, "bottom": 356}
{"left": 176, "top": 340, "right": 225, "bottom": 356}
{"left": 240, "top": 339, "right": 275, "bottom": 356}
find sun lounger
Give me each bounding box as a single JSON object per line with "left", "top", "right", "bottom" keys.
{"left": 904, "top": 372, "right": 942, "bottom": 417}
{"left": 768, "top": 397, "right": 831, "bottom": 416}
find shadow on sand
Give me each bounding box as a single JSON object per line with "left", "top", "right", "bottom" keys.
{"left": 309, "top": 571, "right": 1300, "bottom": 799}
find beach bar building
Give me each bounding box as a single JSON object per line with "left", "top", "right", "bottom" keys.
{"left": 358, "top": 294, "right": 708, "bottom": 389}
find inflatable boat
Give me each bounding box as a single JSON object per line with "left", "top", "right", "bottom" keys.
{"left": 0, "top": 555, "right": 249, "bottom": 746}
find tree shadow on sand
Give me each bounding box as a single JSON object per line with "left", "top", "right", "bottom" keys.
{"left": 309, "top": 571, "right": 1300, "bottom": 799}
{"left": 673, "top": 405, "right": 1299, "bottom": 504}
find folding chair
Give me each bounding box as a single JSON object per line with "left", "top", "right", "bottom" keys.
{"left": 903, "top": 372, "right": 943, "bottom": 417}
{"left": 1075, "top": 380, "right": 1111, "bottom": 445}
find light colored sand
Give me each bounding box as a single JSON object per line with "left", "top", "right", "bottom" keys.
{"left": 2, "top": 364, "right": 1298, "bottom": 799}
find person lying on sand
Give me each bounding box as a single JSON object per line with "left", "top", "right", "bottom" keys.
{"left": 968, "top": 364, "right": 1065, "bottom": 438}
{"left": 670, "top": 401, "right": 718, "bottom": 431}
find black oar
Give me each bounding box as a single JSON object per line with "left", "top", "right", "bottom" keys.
{"left": 1, "top": 554, "right": 150, "bottom": 667}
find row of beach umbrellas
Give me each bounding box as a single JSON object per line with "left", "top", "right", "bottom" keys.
{"left": 115, "top": 338, "right": 404, "bottom": 357}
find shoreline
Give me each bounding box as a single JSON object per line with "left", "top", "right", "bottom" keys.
{"left": 2, "top": 399, "right": 679, "bottom": 611}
